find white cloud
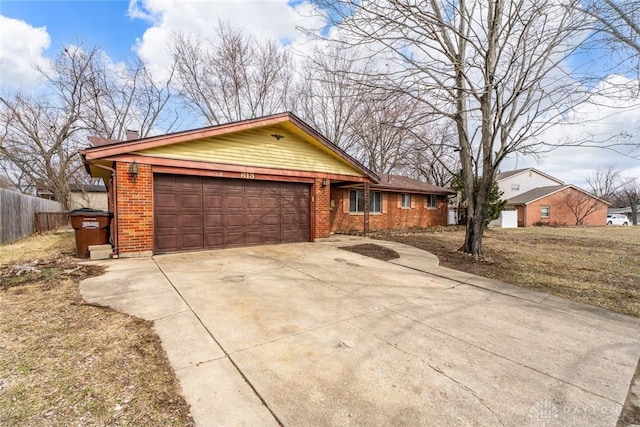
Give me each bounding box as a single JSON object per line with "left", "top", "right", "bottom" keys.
{"left": 0, "top": 15, "right": 51, "bottom": 88}
{"left": 129, "top": 0, "right": 324, "bottom": 80}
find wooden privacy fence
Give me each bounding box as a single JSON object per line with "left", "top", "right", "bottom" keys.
{"left": 34, "top": 211, "right": 71, "bottom": 233}
{"left": 0, "top": 189, "right": 64, "bottom": 244}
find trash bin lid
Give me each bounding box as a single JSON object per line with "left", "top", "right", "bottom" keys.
{"left": 70, "top": 208, "right": 111, "bottom": 217}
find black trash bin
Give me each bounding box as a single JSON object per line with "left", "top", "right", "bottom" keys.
{"left": 70, "top": 208, "right": 112, "bottom": 258}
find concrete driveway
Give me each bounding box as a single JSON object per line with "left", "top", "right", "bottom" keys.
{"left": 81, "top": 237, "right": 640, "bottom": 426}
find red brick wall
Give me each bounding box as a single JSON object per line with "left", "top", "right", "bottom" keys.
{"left": 330, "top": 188, "right": 448, "bottom": 233}
{"left": 314, "top": 178, "right": 331, "bottom": 238}
{"left": 524, "top": 187, "right": 608, "bottom": 226}
{"left": 115, "top": 162, "right": 154, "bottom": 255}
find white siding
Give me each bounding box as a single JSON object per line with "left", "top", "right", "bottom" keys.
{"left": 498, "top": 170, "right": 562, "bottom": 200}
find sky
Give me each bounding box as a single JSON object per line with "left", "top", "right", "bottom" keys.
{"left": 0, "top": 0, "right": 638, "bottom": 188}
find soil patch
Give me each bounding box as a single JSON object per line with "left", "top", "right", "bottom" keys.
{"left": 340, "top": 243, "right": 400, "bottom": 261}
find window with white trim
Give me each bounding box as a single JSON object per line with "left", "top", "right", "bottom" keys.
{"left": 426, "top": 194, "right": 437, "bottom": 209}
{"left": 349, "top": 190, "right": 381, "bottom": 213}
{"left": 541, "top": 206, "right": 550, "bottom": 218}
{"left": 401, "top": 193, "right": 411, "bottom": 208}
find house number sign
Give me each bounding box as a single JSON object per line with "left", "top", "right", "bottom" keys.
{"left": 240, "top": 172, "right": 255, "bottom": 179}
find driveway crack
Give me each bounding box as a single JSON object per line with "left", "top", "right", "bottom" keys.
{"left": 152, "top": 258, "right": 284, "bottom": 427}
{"left": 355, "top": 318, "right": 506, "bottom": 427}
{"left": 386, "top": 306, "right": 623, "bottom": 406}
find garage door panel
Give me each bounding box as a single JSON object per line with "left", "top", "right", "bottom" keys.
{"left": 246, "top": 213, "right": 263, "bottom": 227}
{"left": 155, "top": 174, "right": 310, "bottom": 253}
{"left": 203, "top": 194, "right": 223, "bottom": 209}
{"left": 261, "top": 213, "right": 280, "bottom": 226}
{"left": 225, "top": 231, "right": 245, "bottom": 247}
{"left": 204, "top": 234, "right": 224, "bottom": 248}
{"left": 204, "top": 213, "right": 223, "bottom": 227}
{"left": 225, "top": 195, "right": 244, "bottom": 210}
{"left": 180, "top": 194, "right": 203, "bottom": 210}
{"left": 226, "top": 213, "right": 245, "bottom": 227}
{"left": 155, "top": 193, "right": 177, "bottom": 209}
{"left": 245, "top": 196, "right": 262, "bottom": 209}
{"left": 177, "top": 175, "right": 202, "bottom": 191}
{"left": 155, "top": 213, "right": 178, "bottom": 230}
{"left": 156, "top": 235, "right": 178, "bottom": 252}
{"left": 182, "top": 233, "right": 203, "bottom": 249}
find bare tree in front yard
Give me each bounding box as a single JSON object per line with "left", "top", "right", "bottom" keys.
{"left": 307, "top": 0, "right": 591, "bottom": 256}
{"left": 562, "top": 187, "right": 607, "bottom": 225}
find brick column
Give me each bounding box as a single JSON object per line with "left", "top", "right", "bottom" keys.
{"left": 314, "top": 178, "right": 331, "bottom": 238}
{"left": 115, "top": 162, "right": 154, "bottom": 256}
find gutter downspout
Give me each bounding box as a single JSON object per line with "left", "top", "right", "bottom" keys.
{"left": 91, "top": 163, "right": 119, "bottom": 257}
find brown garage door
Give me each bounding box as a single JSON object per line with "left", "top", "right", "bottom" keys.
{"left": 154, "top": 174, "right": 310, "bottom": 253}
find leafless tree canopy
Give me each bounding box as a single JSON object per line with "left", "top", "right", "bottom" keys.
{"left": 586, "top": 165, "right": 625, "bottom": 203}
{"left": 308, "top": 0, "right": 589, "bottom": 255}
{"left": 0, "top": 45, "right": 176, "bottom": 208}
{"left": 172, "top": 22, "right": 294, "bottom": 125}
{"left": 562, "top": 188, "right": 607, "bottom": 225}
{"left": 581, "top": 0, "right": 640, "bottom": 74}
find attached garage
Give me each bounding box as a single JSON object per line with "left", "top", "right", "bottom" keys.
{"left": 80, "top": 112, "right": 377, "bottom": 257}
{"left": 154, "top": 174, "right": 310, "bottom": 253}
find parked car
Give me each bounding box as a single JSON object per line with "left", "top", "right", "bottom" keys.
{"left": 606, "top": 214, "right": 629, "bottom": 226}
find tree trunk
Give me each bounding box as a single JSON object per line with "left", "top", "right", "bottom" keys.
{"left": 460, "top": 178, "right": 491, "bottom": 257}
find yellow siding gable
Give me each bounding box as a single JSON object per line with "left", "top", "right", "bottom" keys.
{"left": 134, "top": 126, "right": 365, "bottom": 177}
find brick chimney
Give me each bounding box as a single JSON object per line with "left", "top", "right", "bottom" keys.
{"left": 126, "top": 130, "right": 140, "bottom": 141}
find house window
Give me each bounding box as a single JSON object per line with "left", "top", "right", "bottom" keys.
{"left": 349, "top": 190, "right": 381, "bottom": 213}
{"left": 401, "top": 193, "right": 411, "bottom": 208}
{"left": 511, "top": 184, "right": 520, "bottom": 191}
{"left": 541, "top": 206, "right": 550, "bottom": 218}
{"left": 426, "top": 195, "right": 437, "bottom": 209}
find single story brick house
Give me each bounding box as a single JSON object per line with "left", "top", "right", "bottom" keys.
{"left": 330, "top": 174, "right": 454, "bottom": 233}
{"left": 80, "top": 113, "right": 453, "bottom": 257}
{"left": 506, "top": 184, "right": 609, "bottom": 227}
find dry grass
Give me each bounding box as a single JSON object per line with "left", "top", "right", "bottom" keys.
{"left": 373, "top": 225, "right": 640, "bottom": 318}
{"left": 0, "top": 230, "right": 193, "bottom": 426}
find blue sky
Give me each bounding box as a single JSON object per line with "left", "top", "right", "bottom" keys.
{"left": 1, "top": 0, "right": 145, "bottom": 61}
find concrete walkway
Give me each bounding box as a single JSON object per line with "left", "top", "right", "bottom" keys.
{"left": 80, "top": 236, "right": 640, "bottom": 426}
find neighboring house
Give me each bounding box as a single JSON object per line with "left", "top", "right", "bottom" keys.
{"left": 496, "top": 168, "right": 564, "bottom": 200}
{"left": 330, "top": 174, "right": 455, "bottom": 233}
{"left": 69, "top": 184, "right": 108, "bottom": 210}
{"left": 80, "top": 113, "right": 454, "bottom": 257}
{"left": 506, "top": 185, "right": 608, "bottom": 227}
{"left": 492, "top": 168, "right": 608, "bottom": 227}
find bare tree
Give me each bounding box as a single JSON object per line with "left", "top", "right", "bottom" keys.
{"left": 172, "top": 22, "right": 293, "bottom": 125}
{"left": 307, "top": 0, "right": 590, "bottom": 256}
{"left": 349, "top": 94, "right": 419, "bottom": 173}
{"left": 407, "top": 121, "right": 460, "bottom": 187}
{"left": 293, "top": 46, "right": 369, "bottom": 152}
{"left": 83, "top": 59, "right": 179, "bottom": 139}
{"left": 0, "top": 45, "right": 177, "bottom": 208}
{"left": 586, "top": 165, "right": 623, "bottom": 203}
{"left": 0, "top": 46, "right": 96, "bottom": 208}
{"left": 614, "top": 178, "right": 640, "bottom": 225}
{"left": 580, "top": 0, "right": 640, "bottom": 76}
{"left": 563, "top": 187, "right": 607, "bottom": 225}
